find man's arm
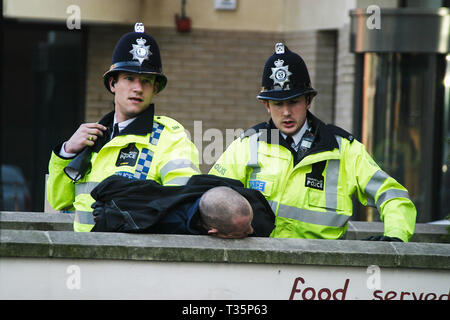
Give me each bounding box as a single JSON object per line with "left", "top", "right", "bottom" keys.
{"left": 351, "top": 141, "right": 417, "bottom": 242}
{"left": 46, "top": 149, "right": 76, "bottom": 211}
{"left": 46, "top": 122, "right": 106, "bottom": 210}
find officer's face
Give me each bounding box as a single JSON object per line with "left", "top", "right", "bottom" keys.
{"left": 264, "top": 96, "right": 311, "bottom": 136}
{"left": 110, "top": 72, "right": 157, "bottom": 122}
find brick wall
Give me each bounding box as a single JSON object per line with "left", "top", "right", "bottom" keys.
{"left": 84, "top": 24, "right": 355, "bottom": 171}
{"left": 85, "top": 25, "right": 126, "bottom": 121}
{"left": 151, "top": 27, "right": 279, "bottom": 167}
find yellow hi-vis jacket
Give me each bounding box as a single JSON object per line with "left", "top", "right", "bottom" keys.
{"left": 209, "top": 112, "right": 416, "bottom": 242}
{"left": 47, "top": 106, "right": 200, "bottom": 232}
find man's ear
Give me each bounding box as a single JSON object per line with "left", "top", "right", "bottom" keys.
{"left": 207, "top": 228, "right": 218, "bottom": 236}
{"left": 262, "top": 100, "right": 270, "bottom": 114}
{"left": 109, "top": 77, "right": 116, "bottom": 93}
{"left": 306, "top": 95, "right": 314, "bottom": 109}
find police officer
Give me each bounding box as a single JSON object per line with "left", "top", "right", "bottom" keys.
{"left": 209, "top": 43, "right": 417, "bottom": 242}
{"left": 47, "top": 23, "right": 200, "bottom": 232}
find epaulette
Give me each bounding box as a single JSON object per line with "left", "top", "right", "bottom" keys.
{"left": 154, "top": 115, "right": 184, "bottom": 132}
{"left": 240, "top": 122, "right": 270, "bottom": 140}
{"left": 326, "top": 124, "right": 355, "bottom": 142}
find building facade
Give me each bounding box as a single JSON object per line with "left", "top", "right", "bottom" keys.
{"left": 2, "top": 0, "right": 449, "bottom": 222}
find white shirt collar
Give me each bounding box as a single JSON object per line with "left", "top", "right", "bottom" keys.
{"left": 113, "top": 116, "right": 136, "bottom": 133}
{"left": 280, "top": 120, "right": 310, "bottom": 147}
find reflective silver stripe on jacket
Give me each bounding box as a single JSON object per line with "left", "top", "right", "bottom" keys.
{"left": 268, "top": 200, "right": 278, "bottom": 212}
{"left": 246, "top": 130, "right": 347, "bottom": 227}
{"left": 160, "top": 159, "right": 200, "bottom": 181}
{"left": 334, "top": 135, "right": 342, "bottom": 151}
{"left": 364, "top": 170, "right": 411, "bottom": 209}
{"left": 325, "top": 159, "right": 340, "bottom": 210}
{"left": 365, "top": 170, "right": 389, "bottom": 207}
{"left": 274, "top": 159, "right": 348, "bottom": 228}
{"left": 247, "top": 132, "right": 262, "bottom": 168}
{"left": 375, "top": 189, "right": 411, "bottom": 212}
{"left": 276, "top": 202, "right": 350, "bottom": 227}
{"left": 247, "top": 132, "right": 262, "bottom": 180}
{"left": 325, "top": 137, "right": 342, "bottom": 211}
{"left": 74, "top": 157, "right": 198, "bottom": 195}
{"left": 74, "top": 210, "right": 95, "bottom": 225}
{"left": 164, "top": 176, "right": 191, "bottom": 186}
{"left": 75, "top": 182, "right": 99, "bottom": 197}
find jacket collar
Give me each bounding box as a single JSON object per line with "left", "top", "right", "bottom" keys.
{"left": 304, "top": 111, "right": 339, "bottom": 154}
{"left": 251, "top": 111, "right": 339, "bottom": 154}
{"left": 98, "top": 104, "right": 155, "bottom": 136}
{"left": 186, "top": 198, "right": 208, "bottom": 235}
{"left": 93, "top": 104, "right": 155, "bottom": 152}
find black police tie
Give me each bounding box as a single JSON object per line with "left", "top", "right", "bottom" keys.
{"left": 111, "top": 123, "right": 120, "bottom": 139}
{"left": 285, "top": 136, "right": 301, "bottom": 165}
{"left": 285, "top": 136, "right": 295, "bottom": 150}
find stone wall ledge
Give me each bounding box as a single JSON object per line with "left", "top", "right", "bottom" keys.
{"left": 1, "top": 211, "right": 448, "bottom": 243}
{"left": 0, "top": 211, "right": 74, "bottom": 231}
{"left": 1, "top": 228, "right": 449, "bottom": 270}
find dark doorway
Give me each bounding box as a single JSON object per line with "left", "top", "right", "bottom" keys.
{"left": 353, "top": 52, "right": 447, "bottom": 222}
{"left": 1, "top": 20, "right": 86, "bottom": 211}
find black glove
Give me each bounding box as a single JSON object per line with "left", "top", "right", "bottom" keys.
{"left": 90, "top": 200, "right": 126, "bottom": 232}
{"left": 363, "top": 235, "right": 403, "bottom": 242}
{"left": 91, "top": 201, "right": 104, "bottom": 223}
{"left": 90, "top": 200, "right": 139, "bottom": 232}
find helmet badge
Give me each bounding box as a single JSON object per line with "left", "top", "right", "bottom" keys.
{"left": 129, "top": 37, "right": 152, "bottom": 65}
{"left": 134, "top": 22, "right": 145, "bottom": 33}
{"left": 275, "top": 42, "right": 285, "bottom": 54}
{"left": 270, "top": 59, "right": 292, "bottom": 90}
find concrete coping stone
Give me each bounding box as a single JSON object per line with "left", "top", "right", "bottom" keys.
{"left": 1, "top": 211, "right": 449, "bottom": 243}
{"left": 1, "top": 228, "right": 449, "bottom": 270}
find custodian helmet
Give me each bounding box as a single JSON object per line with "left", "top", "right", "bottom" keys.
{"left": 257, "top": 43, "right": 317, "bottom": 101}
{"left": 103, "top": 23, "right": 167, "bottom": 93}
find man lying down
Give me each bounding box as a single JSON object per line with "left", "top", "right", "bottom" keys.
{"left": 90, "top": 174, "right": 276, "bottom": 239}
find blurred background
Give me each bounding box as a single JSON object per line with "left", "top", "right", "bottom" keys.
{"left": 0, "top": 0, "right": 449, "bottom": 223}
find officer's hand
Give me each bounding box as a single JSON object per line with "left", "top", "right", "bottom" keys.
{"left": 363, "top": 235, "right": 403, "bottom": 242}
{"left": 91, "top": 201, "right": 104, "bottom": 223}
{"left": 65, "top": 123, "right": 107, "bottom": 154}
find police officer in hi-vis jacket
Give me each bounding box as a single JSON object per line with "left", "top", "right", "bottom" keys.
{"left": 209, "top": 43, "right": 416, "bottom": 242}
{"left": 47, "top": 23, "right": 200, "bottom": 232}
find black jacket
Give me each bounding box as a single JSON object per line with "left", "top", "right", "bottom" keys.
{"left": 90, "top": 174, "right": 276, "bottom": 237}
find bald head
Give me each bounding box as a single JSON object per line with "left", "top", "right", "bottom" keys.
{"left": 199, "top": 186, "right": 254, "bottom": 239}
